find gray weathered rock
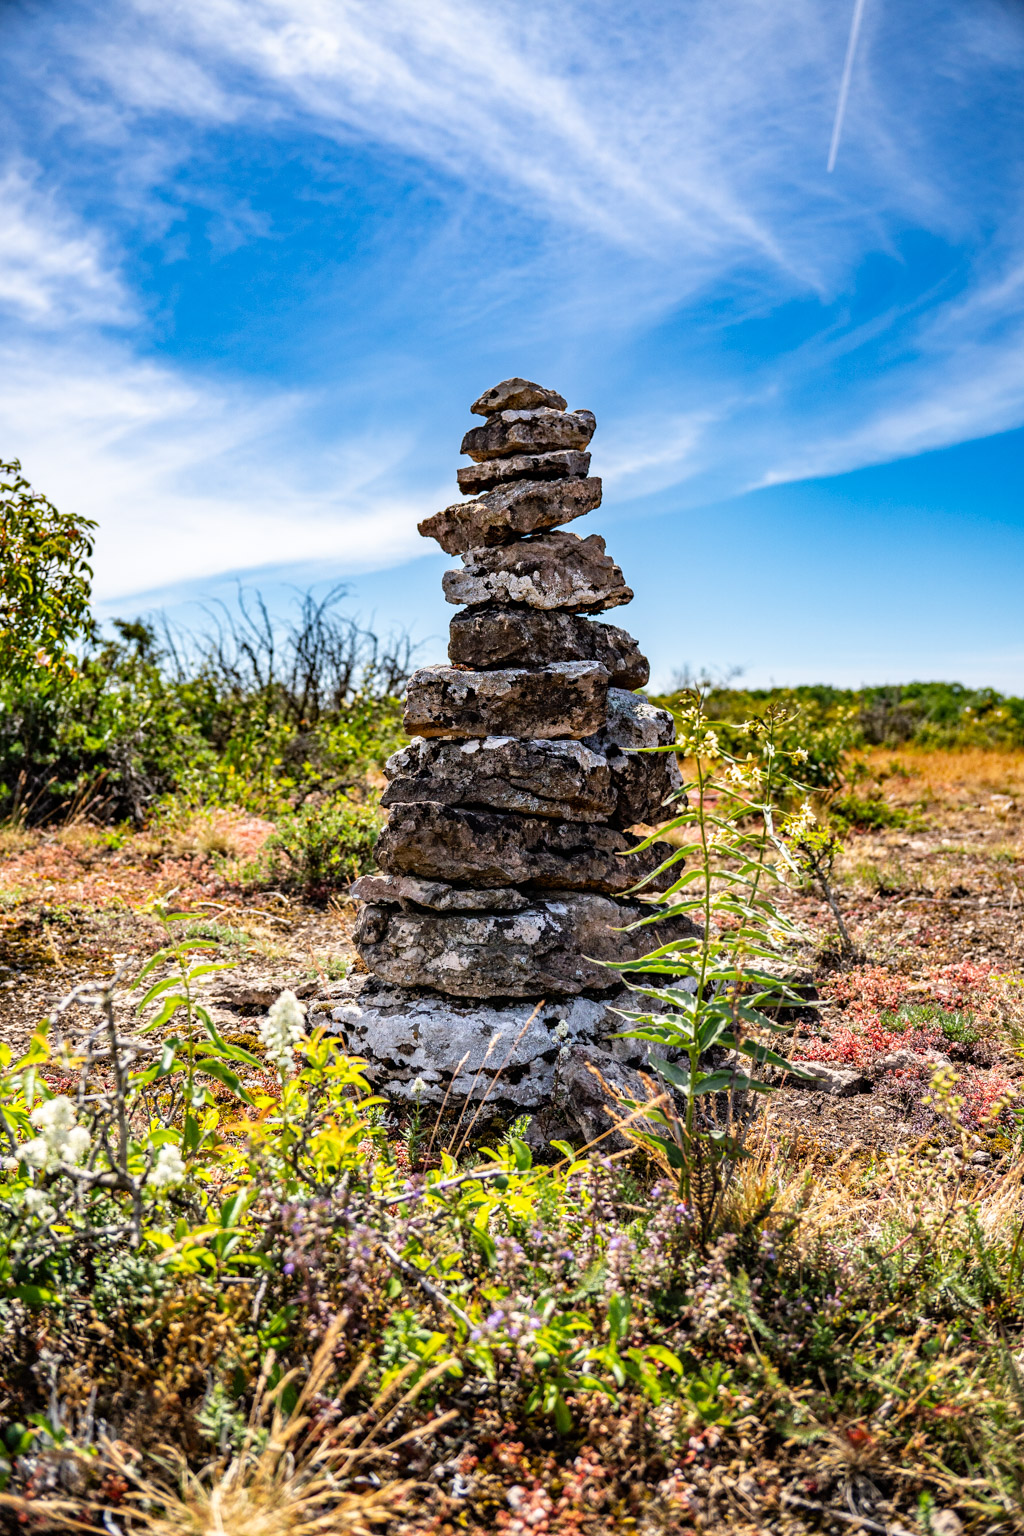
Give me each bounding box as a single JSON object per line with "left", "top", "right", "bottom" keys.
{"left": 211, "top": 976, "right": 318, "bottom": 1010}
{"left": 403, "top": 661, "right": 609, "bottom": 740}
{"left": 870, "top": 1048, "right": 952, "bottom": 1077}
{"left": 443, "top": 532, "right": 632, "bottom": 614}
{"left": 786, "top": 1061, "right": 869, "bottom": 1096}
{"left": 461, "top": 408, "right": 596, "bottom": 463}
{"left": 383, "top": 736, "right": 616, "bottom": 822}
{"left": 327, "top": 974, "right": 658, "bottom": 1109}
{"left": 349, "top": 874, "right": 530, "bottom": 912}
{"left": 448, "top": 606, "right": 649, "bottom": 689}
{"left": 354, "top": 893, "right": 698, "bottom": 997}
{"left": 542, "top": 1044, "right": 662, "bottom": 1147}
{"left": 471, "top": 378, "right": 567, "bottom": 417}
{"left": 375, "top": 802, "right": 677, "bottom": 893}
{"left": 383, "top": 730, "right": 674, "bottom": 829}
{"left": 748, "top": 960, "right": 820, "bottom": 1020}
{"left": 588, "top": 687, "right": 676, "bottom": 750}
{"left": 584, "top": 688, "right": 683, "bottom": 826}
{"left": 419, "top": 477, "right": 601, "bottom": 555}
{"left": 457, "top": 450, "right": 591, "bottom": 496}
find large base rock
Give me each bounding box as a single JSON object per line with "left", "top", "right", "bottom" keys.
{"left": 419, "top": 477, "right": 601, "bottom": 555}
{"left": 403, "top": 662, "right": 609, "bottom": 740}
{"left": 461, "top": 408, "right": 596, "bottom": 462}
{"left": 383, "top": 736, "right": 616, "bottom": 822}
{"left": 327, "top": 975, "right": 648, "bottom": 1110}
{"left": 375, "top": 802, "right": 677, "bottom": 893}
{"left": 353, "top": 892, "right": 699, "bottom": 997}
{"left": 443, "top": 532, "right": 631, "bottom": 613}
{"left": 448, "top": 605, "right": 648, "bottom": 689}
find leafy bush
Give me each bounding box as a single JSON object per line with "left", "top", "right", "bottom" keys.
{"left": 257, "top": 793, "right": 385, "bottom": 898}
{"left": 828, "top": 791, "right": 919, "bottom": 832}
{"left": 0, "top": 591, "right": 410, "bottom": 825}
{"left": 653, "top": 679, "right": 1024, "bottom": 759}
{"left": 651, "top": 681, "right": 856, "bottom": 790}
{"left": 610, "top": 694, "right": 814, "bottom": 1240}
{"left": 0, "top": 459, "right": 95, "bottom": 688}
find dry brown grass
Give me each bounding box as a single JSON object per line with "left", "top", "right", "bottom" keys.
{"left": 5, "top": 1317, "right": 455, "bottom": 1536}
{"left": 857, "top": 747, "right": 1024, "bottom": 806}
{"left": 0, "top": 824, "right": 37, "bottom": 859}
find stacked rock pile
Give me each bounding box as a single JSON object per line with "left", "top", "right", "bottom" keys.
{"left": 332, "top": 379, "right": 695, "bottom": 1123}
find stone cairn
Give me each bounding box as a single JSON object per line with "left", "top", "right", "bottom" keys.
{"left": 331, "top": 378, "right": 695, "bottom": 1136}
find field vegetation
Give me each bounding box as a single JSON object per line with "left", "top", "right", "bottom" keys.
{"left": 1, "top": 464, "right": 1023, "bottom": 1534}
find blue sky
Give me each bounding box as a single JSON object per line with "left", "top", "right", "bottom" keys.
{"left": 2, "top": 0, "right": 1023, "bottom": 690}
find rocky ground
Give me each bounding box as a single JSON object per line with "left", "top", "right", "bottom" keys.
{"left": 1, "top": 749, "right": 1021, "bottom": 1159}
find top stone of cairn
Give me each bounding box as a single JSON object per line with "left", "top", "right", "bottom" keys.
{"left": 470, "top": 377, "right": 567, "bottom": 417}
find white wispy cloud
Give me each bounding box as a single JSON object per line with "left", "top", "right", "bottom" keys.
{"left": 0, "top": 337, "right": 442, "bottom": 599}
{"left": 1, "top": 0, "right": 1023, "bottom": 614}
{"left": 0, "top": 163, "right": 132, "bottom": 325}
{"left": 53, "top": 0, "right": 882, "bottom": 284}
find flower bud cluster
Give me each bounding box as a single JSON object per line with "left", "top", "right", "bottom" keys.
{"left": 260, "top": 989, "right": 307, "bottom": 1078}
{"left": 148, "top": 1143, "right": 186, "bottom": 1191}
{"left": 19, "top": 1096, "right": 90, "bottom": 1173}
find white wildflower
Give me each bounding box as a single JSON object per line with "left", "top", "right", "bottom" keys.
{"left": 787, "top": 799, "right": 817, "bottom": 842}
{"left": 410, "top": 1077, "right": 427, "bottom": 1099}
{"left": 261, "top": 989, "right": 307, "bottom": 1079}
{"left": 725, "top": 763, "right": 747, "bottom": 787}
{"left": 20, "top": 1096, "right": 90, "bottom": 1172}
{"left": 552, "top": 1019, "right": 570, "bottom": 1041}
{"left": 701, "top": 731, "right": 720, "bottom": 758}
{"left": 22, "top": 1188, "right": 57, "bottom": 1225}
{"left": 148, "top": 1144, "right": 186, "bottom": 1192}
{"left": 792, "top": 747, "right": 809, "bottom": 763}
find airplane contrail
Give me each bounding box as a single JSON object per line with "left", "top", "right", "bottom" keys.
{"left": 828, "top": 0, "right": 868, "bottom": 172}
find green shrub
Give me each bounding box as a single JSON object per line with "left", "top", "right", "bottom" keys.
{"left": 0, "top": 590, "right": 410, "bottom": 825}
{"left": 260, "top": 794, "right": 384, "bottom": 897}
{"left": 650, "top": 682, "right": 857, "bottom": 791}
{"left": 880, "top": 1003, "right": 982, "bottom": 1045}
{"left": 828, "top": 792, "right": 919, "bottom": 832}
{"left": 652, "top": 679, "right": 1024, "bottom": 762}
{"left": 0, "top": 459, "right": 95, "bottom": 688}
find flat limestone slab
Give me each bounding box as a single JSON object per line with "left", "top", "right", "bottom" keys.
{"left": 471, "top": 378, "right": 567, "bottom": 416}
{"left": 403, "top": 661, "right": 609, "bottom": 740}
{"left": 383, "top": 736, "right": 616, "bottom": 822}
{"left": 327, "top": 975, "right": 642, "bottom": 1108}
{"left": 457, "top": 450, "right": 590, "bottom": 495}
{"left": 350, "top": 874, "right": 530, "bottom": 912}
{"left": 461, "top": 408, "right": 596, "bottom": 463}
{"left": 448, "top": 606, "right": 648, "bottom": 689}
{"left": 443, "top": 532, "right": 632, "bottom": 614}
{"left": 375, "top": 802, "right": 676, "bottom": 893}
{"left": 354, "top": 893, "right": 699, "bottom": 998}
{"left": 419, "top": 477, "right": 601, "bottom": 555}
